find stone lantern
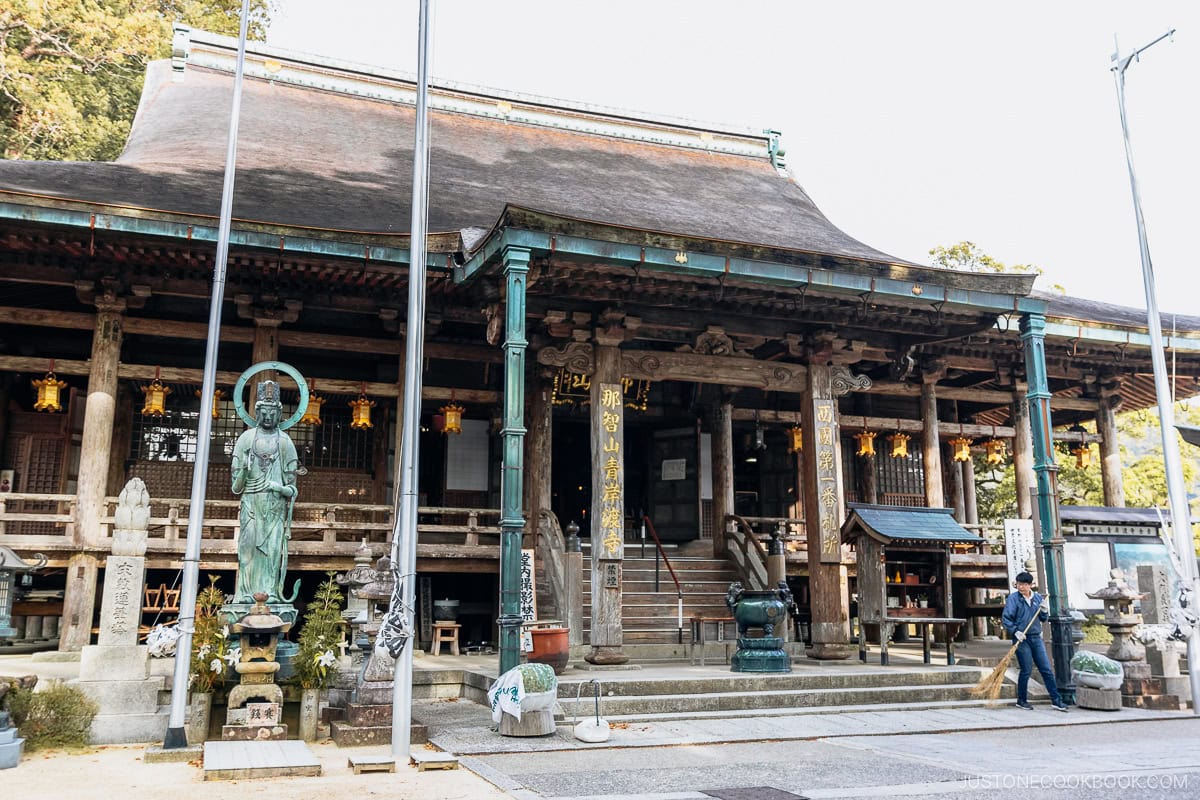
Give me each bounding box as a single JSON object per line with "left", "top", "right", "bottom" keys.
{"left": 0, "top": 547, "right": 45, "bottom": 640}
{"left": 224, "top": 592, "right": 292, "bottom": 741}
{"left": 336, "top": 538, "right": 376, "bottom": 673}
{"left": 1086, "top": 568, "right": 1145, "bottom": 662}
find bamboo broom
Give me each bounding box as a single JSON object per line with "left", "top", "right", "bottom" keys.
{"left": 970, "top": 602, "right": 1047, "bottom": 701}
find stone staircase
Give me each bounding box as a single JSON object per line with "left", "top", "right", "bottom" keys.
{"left": 556, "top": 665, "right": 1014, "bottom": 722}
{"left": 582, "top": 548, "right": 740, "bottom": 645}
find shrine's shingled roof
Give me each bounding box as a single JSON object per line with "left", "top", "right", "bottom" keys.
{"left": 0, "top": 35, "right": 910, "bottom": 268}
{"left": 842, "top": 504, "right": 984, "bottom": 545}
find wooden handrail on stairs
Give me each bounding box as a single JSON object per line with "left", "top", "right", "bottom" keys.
{"left": 726, "top": 514, "right": 770, "bottom": 590}
{"left": 641, "top": 515, "right": 684, "bottom": 644}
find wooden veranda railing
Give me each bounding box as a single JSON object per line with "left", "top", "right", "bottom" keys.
{"left": 0, "top": 492, "right": 501, "bottom": 567}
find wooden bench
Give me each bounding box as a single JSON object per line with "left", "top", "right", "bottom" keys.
{"left": 859, "top": 615, "right": 965, "bottom": 666}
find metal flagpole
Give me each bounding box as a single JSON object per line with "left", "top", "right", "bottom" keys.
{"left": 162, "top": 0, "right": 253, "bottom": 748}
{"left": 1111, "top": 29, "right": 1200, "bottom": 715}
{"left": 392, "top": 0, "right": 434, "bottom": 760}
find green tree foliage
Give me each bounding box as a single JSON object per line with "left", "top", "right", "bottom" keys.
{"left": 929, "top": 241, "right": 1040, "bottom": 275}
{"left": 293, "top": 574, "right": 346, "bottom": 691}
{"left": 1, "top": 0, "right": 270, "bottom": 161}
{"left": 4, "top": 681, "right": 98, "bottom": 750}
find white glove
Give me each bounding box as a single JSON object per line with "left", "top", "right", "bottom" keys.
{"left": 1014, "top": 631, "right": 1026, "bottom": 642}
{"left": 1040, "top": 599, "right": 1051, "bottom": 612}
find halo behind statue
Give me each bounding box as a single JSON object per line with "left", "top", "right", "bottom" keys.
{"left": 232, "top": 361, "right": 309, "bottom": 430}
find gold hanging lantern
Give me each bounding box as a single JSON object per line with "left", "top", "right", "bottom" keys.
{"left": 195, "top": 388, "right": 225, "bottom": 419}
{"left": 440, "top": 391, "right": 465, "bottom": 435}
{"left": 786, "top": 426, "right": 803, "bottom": 453}
{"left": 32, "top": 361, "right": 67, "bottom": 413}
{"left": 887, "top": 430, "right": 910, "bottom": 459}
{"left": 1068, "top": 423, "right": 1091, "bottom": 469}
{"left": 348, "top": 383, "right": 375, "bottom": 430}
{"left": 854, "top": 430, "right": 876, "bottom": 458}
{"left": 984, "top": 438, "right": 1007, "bottom": 466}
{"left": 141, "top": 367, "right": 171, "bottom": 416}
{"left": 949, "top": 436, "right": 972, "bottom": 463}
{"left": 300, "top": 383, "right": 324, "bottom": 426}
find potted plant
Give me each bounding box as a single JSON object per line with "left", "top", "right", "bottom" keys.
{"left": 293, "top": 574, "right": 345, "bottom": 741}
{"left": 188, "top": 575, "right": 232, "bottom": 744}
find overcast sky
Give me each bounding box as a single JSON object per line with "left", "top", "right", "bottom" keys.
{"left": 268, "top": 1, "right": 1199, "bottom": 314}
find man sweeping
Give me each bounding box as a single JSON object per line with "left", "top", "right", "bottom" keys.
{"left": 1002, "top": 572, "right": 1069, "bottom": 711}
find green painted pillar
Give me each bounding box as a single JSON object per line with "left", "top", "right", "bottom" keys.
{"left": 498, "top": 246, "right": 530, "bottom": 674}
{"left": 1020, "top": 312, "right": 1076, "bottom": 703}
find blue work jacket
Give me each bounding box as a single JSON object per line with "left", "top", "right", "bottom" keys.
{"left": 1001, "top": 590, "right": 1049, "bottom": 639}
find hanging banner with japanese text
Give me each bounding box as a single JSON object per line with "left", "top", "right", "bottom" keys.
{"left": 592, "top": 382, "right": 625, "bottom": 560}
{"left": 812, "top": 398, "right": 842, "bottom": 563}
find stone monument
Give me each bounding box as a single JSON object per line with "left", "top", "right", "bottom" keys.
{"left": 1136, "top": 564, "right": 1191, "bottom": 706}
{"left": 1087, "top": 568, "right": 1179, "bottom": 710}
{"left": 71, "top": 478, "right": 170, "bottom": 743}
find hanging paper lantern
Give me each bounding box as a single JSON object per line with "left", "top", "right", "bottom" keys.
{"left": 32, "top": 365, "right": 67, "bottom": 413}
{"left": 1068, "top": 424, "right": 1091, "bottom": 469}
{"left": 349, "top": 388, "right": 375, "bottom": 430}
{"left": 949, "top": 436, "right": 972, "bottom": 463}
{"left": 300, "top": 392, "right": 325, "bottom": 426}
{"left": 141, "top": 368, "right": 171, "bottom": 416}
{"left": 854, "top": 431, "right": 876, "bottom": 458}
{"left": 786, "top": 426, "right": 803, "bottom": 453}
{"left": 195, "top": 388, "right": 225, "bottom": 419}
{"left": 887, "top": 431, "right": 910, "bottom": 459}
{"left": 984, "top": 438, "right": 1007, "bottom": 466}
{"left": 440, "top": 401, "right": 465, "bottom": 435}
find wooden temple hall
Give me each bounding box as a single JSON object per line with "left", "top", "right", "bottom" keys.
{"left": 2, "top": 28, "right": 1200, "bottom": 660}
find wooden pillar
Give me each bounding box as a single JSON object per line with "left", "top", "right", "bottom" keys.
{"left": 585, "top": 335, "right": 628, "bottom": 665}
{"left": 105, "top": 385, "right": 134, "bottom": 496}
{"left": 523, "top": 368, "right": 553, "bottom": 546}
{"left": 856, "top": 395, "right": 878, "bottom": 504}
{"left": 963, "top": 457, "right": 979, "bottom": 526}
{"left": 61, "top": 299, "right": 124, "bottom": 651}
{"left": 710, "top": 390, "right": 735, "bottom": 558}
{"left": 1012, "top": 383, "right": 1035, "bottom": 520}
{"left": 1096, "top": 393, "right": 1125, "bottom": 507}
{"left": 949, "top": 446, "right": 966, "bottom": 522}
{"left": 920, "top": 379, "right": 944, "bottom": 508}
{"left": 801, "top": 363, "right": 852, "bottom": 660}
{"left": 252, "top": 318, "right": 281, "bottom": 376}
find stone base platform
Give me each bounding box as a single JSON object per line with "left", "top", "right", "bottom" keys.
{"left": 143, "top": 743, "right": 204, "bottom": 764}
{"left": 202, "top": 740, "right": 321, "bottom": 781}
{"left": 221, "top": 723, "right": 288, "bottom": 741}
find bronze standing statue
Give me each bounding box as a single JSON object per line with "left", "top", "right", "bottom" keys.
{"left": 231, "top": 380, "right": 300, "bottom": 604}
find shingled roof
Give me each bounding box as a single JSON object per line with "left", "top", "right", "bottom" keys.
{"left": 0, "top": 33, "right": 911, "bottom": 268}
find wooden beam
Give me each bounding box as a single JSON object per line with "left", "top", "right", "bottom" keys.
{"left": 0, "top": 305, "right": 500, "bottom": 363}
{"left": 0, "top": 355, "right": 500, "bottom": 403}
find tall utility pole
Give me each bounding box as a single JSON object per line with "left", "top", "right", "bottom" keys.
{"left": 391, "top": 0, "right": 434, "bottom": 760}
{"left": 1111, "top": 29, "right": 1200, "bottom": 715}
{"left": 163, "top": 0, "right": 252, "bottom": 748}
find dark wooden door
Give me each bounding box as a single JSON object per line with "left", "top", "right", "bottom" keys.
{"left": 648, "top": 427, "right": 699, "bottom": 543}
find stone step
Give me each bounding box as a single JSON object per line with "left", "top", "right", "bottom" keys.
{"left": 330, "top": 720, "right": 428, "bottom": 747}
{"left": 570, "top": 696, "right": 1018, "bottom": 724}
{"left": 557, "top": 681, "right": 1009, "bottom": 717}
{"left": 345, "top": 702, "right": 394, "bottom": 727}
{"left": 555, "top": 666, "right": 984, "bottom": 697}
